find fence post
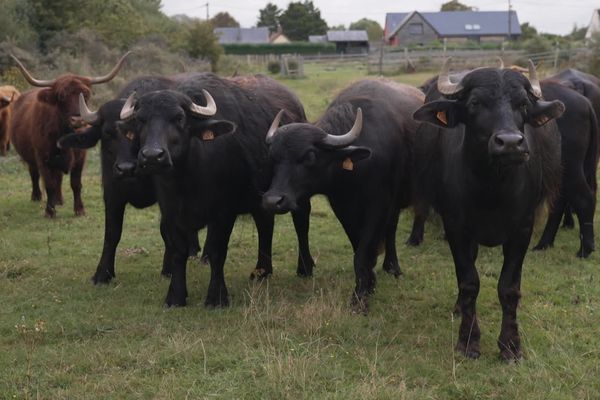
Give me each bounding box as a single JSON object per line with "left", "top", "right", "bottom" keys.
{"left": 378, "top": 38, "right": 384, "bottom": 75}
{"left": 553, "top": 43, "right": 559, "bottom": 71}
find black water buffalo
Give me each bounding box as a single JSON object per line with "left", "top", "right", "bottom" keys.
{"left": 412, "top": 60, "right": 564, "bottom": 360}
{"left": 532, "top": 80, "right": 598, "bottom": 257}
{"left": 58, "top": 75, "right": 202, "bottom": 283}
{"left": 116, "top": 73, "right": 313, "bottom": 307}
{"left": 263, "top": 79, "right": 424, "bottom": 311}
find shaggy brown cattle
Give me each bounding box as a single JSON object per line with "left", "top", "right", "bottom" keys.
{"left": 9, "top": 53, "right": 130, "bottom": 217}
{"left": 0, "top": 85, "right": 20, "bottom": 156}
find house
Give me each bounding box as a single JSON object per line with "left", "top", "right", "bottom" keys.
{"left": 269, "top": 26, "right": 291, "bottom": 44}
{"left": 308, "top": 30, "right": 369, "bottom": 53}
{"left": 214, "top": 27, "right": 270, "bottom": 44}
{"left": 585, "top": 9, "right": 600, "bottom": 41}
{"left": 385, "top": 10, "right": 521, "bottom": 46}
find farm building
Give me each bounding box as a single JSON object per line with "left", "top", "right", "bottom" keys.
{"left": 214, "top": 27, "right": 270, "bottom": 44}
{"left": 309, "top": 30, "right": 369, "bottom": 53}
{"left": 384, "top": 10, "right": 521, "bottom": 46}
{"left": 585, "top": 9, "right": 600, "bottom": 41}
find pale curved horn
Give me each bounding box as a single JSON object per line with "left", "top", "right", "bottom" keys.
{"left": 78, "top": 93, "right": 99, "bottom": 124}
{"left": 120, "top": 92, "right": 136, "bottom": 120}
{"left": 10, "top": 54, "right": 56, "bottom": 87}
{"left": 189, "top": 89, "right": 217, "bottom": 116}
{"left": 528, "top": 59, "right": 543, "bottom": 98}
{"left": 266, "top": 109, "right": 285, "bottom": 144}
{"left": 321, "top": 107, "right": 363, "bottom": 148}
{"left": 437, "top": 58, "right": 464, "bottom": 95}
{"left": 89, "top": 51, "right": 132, "bottom": 85}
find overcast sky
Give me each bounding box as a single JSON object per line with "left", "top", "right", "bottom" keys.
{"left": 161, "top": 0, "right": 598, "bottom": 36}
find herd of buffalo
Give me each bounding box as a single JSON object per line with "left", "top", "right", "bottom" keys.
{"left": 0, "top": 52, "right": 598, "bottom": 361}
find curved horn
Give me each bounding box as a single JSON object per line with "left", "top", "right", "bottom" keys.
{"left": 120, "top": 92, "right": 136, "bottom": 120}
{"left": 528, "top": 59, "right": 543, "bottom": 98}
{"left": 266, "top": 109, "right": 285, "bottom": 144}
{"left": 78, "top": 93, "right": 99, "bottom": 124}
{"left": 437, "top": 58, "right": 464, "bottom": 95}
{"left": 496, "top": 56, "right": 504, "bottom": 69}
{"left": 189, "top": 89, "right": 217, "bottom": 116}
{"left": 10, "top": 54, "right": 56, "bottom": 87}
{"left": 89, "top": 51, "right": 132, "bottom": 85}
{"left": 321, "top": 107, "right": 363, "bottom": 148}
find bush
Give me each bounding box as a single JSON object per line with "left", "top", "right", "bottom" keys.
{"left": 267, "top": 60, "right": 281, "bottom": 74}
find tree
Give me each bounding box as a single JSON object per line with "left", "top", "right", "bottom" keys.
{"left": 184, "top": 19, "right": 223, "bottom": 72}
{"left": 211, "top": 12, "right": 239, "bottom": 28}
{"left": 349, "top": 18, "right": 383, "bottom": 41}
{"left": 279, "top": 1, "right": 328, "bottom": 41}
{"left": 440, "top": 0, "right": 473, "bottom": 11}
{"left": 330, "top": 24, "right": 345, "bottom": 31}
{"left": 257, "top": 3, "right": 282, "bottom": 34}
{"left": 519, "top": 22, "right": 538, "bottom": 41}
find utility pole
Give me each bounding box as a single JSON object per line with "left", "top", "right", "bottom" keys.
{"left": 204, "top": 2, "right": 209, "bottom": 20}
{"left": 507, "top": 0, "right": 512, "bottom": 40}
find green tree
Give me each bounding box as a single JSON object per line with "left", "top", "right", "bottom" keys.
{"left": 349, "top": 18, "right": 383, "bottom": 41}
{"left": 184, "top": 19, "right": 223, "bottom": 72}
{"left": 257, "top": 3, "right": 282, "bottom": 34}
{"left": 564, "top": 24, "right": 587, "bottom": 42}
{"left": 211, "top": 12, "right": 239, "bottom": 28}
{"left": 279, "top": 1, "right": 328, "bottom": 41}
{"left": 0, "top": 0, "right": 38, "bottom": 50}
{"left": 441, "top": 0, "right": 473, "bottom": 11}
{"left": 519, "top": 22, "right": 538, "bottom": 41}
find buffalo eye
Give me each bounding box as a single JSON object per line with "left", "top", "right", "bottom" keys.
{"left": 173, "top": 113, "right": 185, "bottom": 126}
{"left": 300, "top": 150, "right": 316, "bottom": 166}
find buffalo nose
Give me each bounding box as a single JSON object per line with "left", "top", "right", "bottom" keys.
{"left": 113, "top": 161, "right": 136, "bottom": 178}
{"left": 141, "top": 147, "right": 165, "bottom": 161}
{"left": 262, "top": 194, "right": 285, "bottom": 213}
{"left": 493, "top": 133, "right": 524, "bottom": 150}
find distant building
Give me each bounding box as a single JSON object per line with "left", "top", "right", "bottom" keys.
{"left": 269, "top": 26, "right": 291, "bottom": 44}
{"left": 384, "top": 11, "right": 521, "bottom": 46}
{"left": 585, "top": 9, "right": 600, "bottom": 41}
{"left": 214, "top": 27, "right": 270, "bottom": 44}
{"left": 309, "top": 30, "right": 369, "bottom": 53}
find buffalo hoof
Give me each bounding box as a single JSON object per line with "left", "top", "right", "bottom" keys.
{"left": 45, "top": 207, "right": 56, "bottom": 218}
{"left": 577, "top": 246, "right": 594, "bottom": 259}
{"left": 92, "top": 270, "right": 114, "bottom": 285}
{"left": 164, "top": 295, "right": 187, "bottom": 308}
{"left": 405, "top": 235, "right": 423, "bottom": 247}
{"left": 31, "top": 192, "right": 42, "bottom": 202}
{"left": 205, "top": 291, "right": 229, "bottom": 308}
{"left": 350, "top": 293, "right": 369, "bottom": 315}
{"left": 75, "top": 208, "right": 86, "bottom": 217}
{"left": 499, "top": 348, "right": 523, "bottom": 362}
{"left": 296, "top": 262, "right": 314, "bottom": 277}
{"left": 532, "top": 242, "right": 552, "bottom": 251}
{"left": 249, "top": 268, "right": 272, "bottom": 281}
{"left": 455, "top": 341, "right": 481, "bottom": 359}
{"left": 382, "top": 261, "right": 402, "bottom": 278}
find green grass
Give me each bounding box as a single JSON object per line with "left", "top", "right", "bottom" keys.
{"left": 1, "top": 65, "right": 599, "bottom": 399}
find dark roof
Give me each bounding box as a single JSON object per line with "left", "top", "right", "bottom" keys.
{"left": 214, "top": 27, "right": 270, "bottom": 44}
{"left": 326, "top": 30, "right": 369, "bottom": 42}
{"left": 308, "top": 35, "right": 327, "bottom": 43}
{"left": 386, "top": 11, "right": 521, "bottom": 40}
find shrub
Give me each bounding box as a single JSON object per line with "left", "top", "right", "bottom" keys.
{"left": 267, "top": 60, "right": 281, "bottom": 74}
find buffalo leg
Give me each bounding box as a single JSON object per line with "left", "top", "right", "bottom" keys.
{"left": 562, "top": 204, "right": 575, "bottom": 229}
{"left": 160, "top": 217, "right": 174, "bottom": 277}
{"left": 205, "top": 213, "right": 237, "bottom": 307}
{"left": 70, "top": 152, "right": 85, "bottom": 216}
{"left": 568, "top": 180, "right": 596, "bottom": 258}
{"left": 249, "top": 210, "right": 274, "bottom": 280}
{"left": 533, "top": 193, "right": 566, "bottom": 252}
{"left": 92, "top": 198, "right": 126, "bottom": 284}
{"left": 406, "top": 206, "right": 429, "bottom": 246}
{"left": 40, "top": 167, "right": 63, "bottom": 218}
{"left": 445, "top": 225, "right": 481, "bottom": 359}
{"left": 292, "top": 200, "right": 315, "bottom": 277}
{"left": 382, "top": 207, "right": 402, "bottom": 277}
{"left": 163, "top": 221, "right": 190, "bottom": 308}
{"left": 28, "top": 164, "right": 42, "bottom": 201}
{"left": 497, "top": 224, "right": 532, "bottom": 361}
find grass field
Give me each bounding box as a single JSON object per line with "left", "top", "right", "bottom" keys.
{"left": 1, "top": 63, "right": 599, "bottom": 399}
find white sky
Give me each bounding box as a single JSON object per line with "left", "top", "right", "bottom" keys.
{"left": 160, "top": 0, "right": 598, "bottom": 36}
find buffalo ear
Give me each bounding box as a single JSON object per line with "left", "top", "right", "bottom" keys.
{"left": 58, "top": 126, "right": 102, "bottom": 149}
{"left": 527, "top": 99, "right": 565, "bottom": 127}
{"left": 334, "top": 146, "right": 372, "bottom": 171}
{"left": 37, "top": 88, "right": 58, "bottom": 104}
{"left": 413, "top": 99, "right": 460, "bottom": 128}
{"left": 193, "top": 119, "right": 236, "bottom": 141}
{"left": 0, "top": 98, "right": 10, "bottom": 108}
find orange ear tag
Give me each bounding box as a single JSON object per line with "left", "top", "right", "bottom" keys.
{"left": 342, "top": 158, "right": 354, "bottom": 171}
{"left": 202, "top": 130, "right": 215, "bottom": 141}
{"left": 436, "top": 111, "right": 448, "bottom": 125}
{"left": 125, "top": 131, "right": 135, "bottom": 141}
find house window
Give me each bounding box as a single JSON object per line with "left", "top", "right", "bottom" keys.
{"left": 465, "top": 24, "right": 481, "bottom": 31}
{"left": 408, "top": 23, "right": 424, "bottom": 35}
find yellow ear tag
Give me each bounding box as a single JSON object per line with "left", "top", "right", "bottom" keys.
{"left": 125, "top": 131, "right": 135, "bottom": 141}
{"left": 436, "top": 111, "right": 448, "bottom": 125}
{"left": 202, "top": 130, "right": 215, "bottom": 141}
{"left": 342, "top": 158, "right": 354, "bottom": 171}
